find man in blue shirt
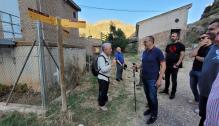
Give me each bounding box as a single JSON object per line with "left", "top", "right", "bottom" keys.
{"left": 198, "top": 19, "right": 219, "bottom": 126}
{"left": 115, "top": 47, "right": 125, "bottom": 81}
{"left": 134, "top": 36, "right": 166, "bottom": 124}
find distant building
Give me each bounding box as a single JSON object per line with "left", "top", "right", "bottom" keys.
{"left": 136, "top": 4, "right": 192, "bottom": 50}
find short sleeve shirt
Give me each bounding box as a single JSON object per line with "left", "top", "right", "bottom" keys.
{"left": 192, "top": 45, "right": 212, "bottom": 71}
{"left": 165, "top": 42, "right": 185, "bottom": 68}
{"left": 115, "top": 52, "right": 124, "bottom": 64}
{"left": 142, "top": 47, "right": 165, "bottom": 80}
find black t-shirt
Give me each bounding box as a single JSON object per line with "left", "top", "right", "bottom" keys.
{"left": 192, "top": 45, "right": 212, "bottom": 71}
{"left": 165, "top": 42, "right": 185, "bottom": 68}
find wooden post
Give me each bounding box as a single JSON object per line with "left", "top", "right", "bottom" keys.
{"left": 57, "top": 17, "right": 67, "bottom": 112}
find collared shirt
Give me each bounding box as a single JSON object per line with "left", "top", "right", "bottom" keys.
{"left": 115, "top": 52, "right": 124, "bottom": 64}
{"left": 199, "top": 44, "right": 219, "bottom": 97}
{"left": 142, "top": 47, "right": 165, "bottom": 80}
{"left": 97, "top": 52, "right": 111, "bottom": 81}
{"left": 205, "top": 72, "right": 219, "bottom": 126}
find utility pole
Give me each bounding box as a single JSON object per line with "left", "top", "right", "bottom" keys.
{"left": 57, "top": 18, "right": 67, "bottom": 112}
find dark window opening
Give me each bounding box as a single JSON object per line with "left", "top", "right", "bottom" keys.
{"left": 73, "top": 12, "right": 77, "bottom": 19}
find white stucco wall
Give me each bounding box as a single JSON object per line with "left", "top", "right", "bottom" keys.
{"left": 138, "top": 6, "right": 190, "bottom": 40}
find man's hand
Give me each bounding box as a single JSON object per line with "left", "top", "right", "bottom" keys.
{"left": 173, "top": 64, "right": 179, "bottom": 69}
{"left": 112, "top": 59, "right": 117, "bottom": 66}
{"left": 156, "top": 79, "right": 162, "bottom": 88}
{"left": 199, "top": 41, "right": 208, "bottom": 47}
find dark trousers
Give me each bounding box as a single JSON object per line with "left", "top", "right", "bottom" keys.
{"left": 199, "top": 96, "right": 208, "bottom": 126}
{"left": 189, "top": 70, "right": 201, "bottom": 102}
{"left": 98, "top": 79, "right": 109, "bottom": 106}
{"left": 142, "top": 78, "right": 158, "bottom": 117}
{"left": 116, "top": 63, "right": 123, "bottom": 80}
{"left": 165, "top": 67, "right": 179, "bottom": 95}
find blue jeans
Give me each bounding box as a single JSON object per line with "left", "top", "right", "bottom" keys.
{"left": 189, "top": 70, "right": 201, "bottom": 102}
{"left": 142, "top": 78, "right": 158, "bottom": 117}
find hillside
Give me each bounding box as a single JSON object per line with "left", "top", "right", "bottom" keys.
{"left": 79, "top": 20, "right": 135, "bottom": 39}
{"left": 186, "top": 0, "right": 219, "bottom": 43}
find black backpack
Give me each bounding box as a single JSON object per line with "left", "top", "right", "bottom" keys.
{"left": 91, "top": 55, "right": 108, "bottom": 77}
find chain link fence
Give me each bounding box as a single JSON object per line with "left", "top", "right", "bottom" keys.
{"left": 0, "top": 1, "right": 89, "bottom": 109}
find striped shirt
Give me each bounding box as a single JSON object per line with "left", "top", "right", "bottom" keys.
{"left": 205, "top": 72, "right": 219, "bottom": 126}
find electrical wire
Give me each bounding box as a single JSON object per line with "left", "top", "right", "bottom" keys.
{"left": 79, "top": 4, "right": 161, "bottom": 13}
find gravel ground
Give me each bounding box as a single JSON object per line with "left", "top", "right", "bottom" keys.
{"left": 124, "top": 56, "right": 201, "bottom": 126}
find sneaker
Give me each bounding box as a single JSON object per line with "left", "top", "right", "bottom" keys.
{"left": 159, "top": 90, "right": 169, "bottom": 94}
{"left": 143, "top": 109, "right": 151, "bottom": 116}
{"left": 116, "top": 79, "right": 120, "bottom": 82}
{"left": 146, "top": 116, "right": 157, "bottom": 124}
{"left": 99, "top": 106, "right": 108, "bottom": 111}
{"left": 194, "top": 108, "right": 199, "bottom": 114}
{"left": 169, "top": 94, "right": 175, "bottom": 99}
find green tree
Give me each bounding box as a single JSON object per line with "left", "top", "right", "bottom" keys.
{"left": 106, "top": 24, "right": 128, "bottom": 51}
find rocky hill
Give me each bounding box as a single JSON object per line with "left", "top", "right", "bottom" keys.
{"left": 186, "top": 0, "right": 219, "bottom": 43}
{"left": 79, "top": 20, "right": 135, "bottom": 39}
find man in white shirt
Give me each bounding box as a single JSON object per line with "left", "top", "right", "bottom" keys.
{"left": 97, "top": 43, "right": 116, "bottom": 111}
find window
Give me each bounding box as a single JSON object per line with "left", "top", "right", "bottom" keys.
{"left": 73, "top": 12, "right": 77, "bottom": 19}
{"left": 175, "top": 18, "right": 179, "bottom": 23}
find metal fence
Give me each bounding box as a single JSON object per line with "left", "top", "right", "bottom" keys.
{"left": 0, "top": 44, "right": 86, "bottom": 106}
{"left": 0, "top": 10, "right": 22, "bottom": 40}
{"left": 0, "top": 11, "right": 87, "bottom": 107}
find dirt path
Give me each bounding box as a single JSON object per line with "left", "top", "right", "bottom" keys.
{"left": 123, "top": 55, "right": 200, "bottom": 126}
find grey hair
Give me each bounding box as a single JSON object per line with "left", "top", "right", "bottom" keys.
{"left": 101, "top": 42, "right": 111, "bottom": 52}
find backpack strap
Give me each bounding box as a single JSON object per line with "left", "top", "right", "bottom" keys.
{"left": 97, "top": 55, "right": 110, "bottom": 79}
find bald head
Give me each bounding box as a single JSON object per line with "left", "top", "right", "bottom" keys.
{"left": 143, "top": 36, "right": 155, "bottom": 49}
{"left": 116, "top": 47, "right": 121, "bottom": 52}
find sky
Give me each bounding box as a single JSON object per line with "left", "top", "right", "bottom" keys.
{"left": 0, "top": 0, "right": 215, "bottom": 25}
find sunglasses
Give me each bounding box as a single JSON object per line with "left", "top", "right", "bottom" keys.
{"left": 199, "top": 36, "right": 208, "bottom": 40}
{"left": 171, "top": 36, "right": 177, "bottom": 37}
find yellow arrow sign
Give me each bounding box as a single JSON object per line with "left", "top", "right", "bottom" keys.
{"left": 28, "top": 8, "right": 86, "bottom": 28}
{"left": 61, "top": 19, "right": 86, "bottom": 28}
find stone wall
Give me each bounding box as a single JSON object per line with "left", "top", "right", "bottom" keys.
{"left": 18, "top": 0, "right": 80, "bottom": 44}
{"left": 138, "top": 29, "right": 188, "bottom": 51}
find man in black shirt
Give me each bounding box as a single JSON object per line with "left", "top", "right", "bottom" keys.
{"left": 189, "top": 33, "right": 213, "bottom": 105}
{"left": 160, "top": 32, "right": 185, "bottom": 99}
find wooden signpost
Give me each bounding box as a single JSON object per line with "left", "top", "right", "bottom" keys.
{"left": 28, "top": 8, "right": 86, "bottom": 112}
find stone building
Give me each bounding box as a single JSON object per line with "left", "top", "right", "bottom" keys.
{"left": 18, "top": 0, "right": 81, "bottom": 44}
{"left": 136, "top": 4, "right": 192, "bottom": 50}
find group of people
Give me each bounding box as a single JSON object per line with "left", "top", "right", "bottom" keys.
{"left": 95, "top": 18, "right": 219, "bottom": 125}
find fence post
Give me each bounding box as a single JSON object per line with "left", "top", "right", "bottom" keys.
{"left": 37, "top": 21, "right": 48, "bottom": 108}
{"left": 57, "top": 17, "right": 67, "bottom": 112}
{"left": 9, "top": 14, "right": 15, "bottom": 41}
